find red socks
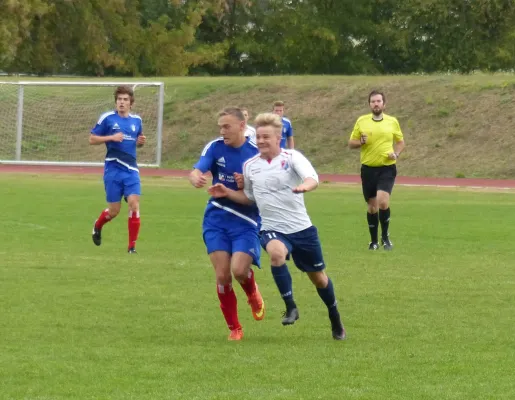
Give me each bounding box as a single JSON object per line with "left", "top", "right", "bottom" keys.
{"left": 239, "top": 268, "right": 256, "bottom": 297}
{"left": 217, "top": 283, "right": 241, "bottom": 330}
{"left": 128, "top": 210, "right": 140, "bottom": 250}
{"left": 95, "top": 209, "right": 112, "bottom": 230}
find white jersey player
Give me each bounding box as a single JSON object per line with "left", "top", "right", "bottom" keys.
{"left": 208, "top": 113, "right": 346, "bottom": 340}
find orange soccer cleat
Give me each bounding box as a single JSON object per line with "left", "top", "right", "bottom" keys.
{"left": 228, "top": 328, "right": 244, "bottom": 341}
{"left": 247, "top": 285, "right": 265, "bottom": 321}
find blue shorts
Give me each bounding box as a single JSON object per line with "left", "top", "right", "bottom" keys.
{"left": 203, "top": 215, "right": 261, "bottom": 268}
{"left": 260, "top": 225, "right": 325, "bottom": 272}
{"left": 104, "top": 164, "right": 141, "bottom": 203}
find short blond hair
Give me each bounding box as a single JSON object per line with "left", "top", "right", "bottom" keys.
{"left": 273, "top": 100, "right": 284, "bottom": 108}
{"left": 254, "top": 113, "right": 282, "bottom": 130}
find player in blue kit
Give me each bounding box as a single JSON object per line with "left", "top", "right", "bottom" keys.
{"left": 189, "top": 107, "right": 265, "bottom": 341}
{"left": 89, "top": 86, "right": 146, "bottom": 253}
{"left": 272, "top": 100, "right": 294, "bottom": 149}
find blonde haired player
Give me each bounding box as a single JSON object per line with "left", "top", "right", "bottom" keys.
{"left": 209, "top": 113, "right": 346, "bottom": 340}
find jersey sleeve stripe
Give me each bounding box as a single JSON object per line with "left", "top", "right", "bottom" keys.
{"left": 97, "top": 111, "right": 116, "bottom": 125}
{"left": 243, "top": 154, "right": 261, "bottom": 170}
{"left": 201, "top": 137, "right": 223, "bottom": 156}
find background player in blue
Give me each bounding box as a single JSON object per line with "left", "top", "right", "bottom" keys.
{"left": 89, "top": 86, "right": 146, "bottom": 253}
{"left": 272, "top": 100, "right": 294, "bottom": 149}
{"left": 189, "top": 107, "right": 265, "bottom": 341}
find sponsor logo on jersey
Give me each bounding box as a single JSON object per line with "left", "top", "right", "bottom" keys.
{"left": 131, "top": 124, "right": 136, "bottom": 132}
{"left": 216, "top": 157, "right": 226, "bottom": 167}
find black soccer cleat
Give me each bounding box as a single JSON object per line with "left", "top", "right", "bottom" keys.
{"left": 381, "top": 236, "right": 393, "bottom": 251}
{"left": 368, "top": 242, "right": 379, "bottom": 250}
{"left": 329, "top": 309, "right": 346, "bottom": 340}
{"left": 128, "top": 248, "right": 137, "bottom": 254}
{"left": 92, "top": 223, "right": 102, "bottom": 246}
{"left": 282, "top": 307, "right": 299, "bottom": 326}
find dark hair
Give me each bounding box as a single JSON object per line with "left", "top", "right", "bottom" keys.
{"left": 218, "top": 107, "right": 245, "bottom": 121}
{"left": 368, "top": 90, "right": 385, "bottom": 103}
{"left": 114, "top": 85, "right": 134, "bottom": 105}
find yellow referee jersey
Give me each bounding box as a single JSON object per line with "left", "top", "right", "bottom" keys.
{"left": 350, "top": 113, "right": 404, "bottom": 167}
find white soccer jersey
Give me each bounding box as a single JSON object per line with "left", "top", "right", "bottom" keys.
{"left": 244, "top": 125, "right": 256, "bottom": 141}
{"left": 243, "top": 150, "right": 319, "bottom": 234}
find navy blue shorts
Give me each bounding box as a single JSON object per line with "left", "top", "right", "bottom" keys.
{"left": 259, "top": 225, "right": 325, "bottom": 272}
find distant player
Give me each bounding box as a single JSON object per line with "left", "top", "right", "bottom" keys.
{"left": 208, "top": 113, "right": 346, "bottom": 340}
{"left": 272, "top": 100, "right": 294, "bottom": 149}
{"left": 241, "top": 107, "right": 256, "bottom": 141}
{"left": 189, "top": 107, "right": 265, "bottom": 341}
{"left": 348, "top": 90, "right": 405, "bottom": 251}
{"left": 89, "top": 85, "right": 145, "bottom": 253}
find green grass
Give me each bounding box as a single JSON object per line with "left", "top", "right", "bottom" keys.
{"left": 1, "top": 175, "right": 515, "bottom": 399}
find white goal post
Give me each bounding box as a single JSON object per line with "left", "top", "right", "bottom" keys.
{"left": 0, "top": 81, "right": 164, "bottom": 167}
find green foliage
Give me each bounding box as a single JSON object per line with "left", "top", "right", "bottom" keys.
{"left": 1, "top": 0, "right": 515, "bottom": 75}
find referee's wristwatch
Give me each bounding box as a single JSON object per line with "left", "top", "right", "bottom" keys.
{"left": 394, "top": 152, "right": 400, "bottom": 159}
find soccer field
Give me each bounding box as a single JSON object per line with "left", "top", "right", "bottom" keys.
{"left": 1, "top": 174, "right": 514, "bottom": 400}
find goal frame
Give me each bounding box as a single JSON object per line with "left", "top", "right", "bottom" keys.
{"left": 0, "top": 81, "right": 165, "bottom": 167}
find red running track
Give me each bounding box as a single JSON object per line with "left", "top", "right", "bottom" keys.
{"left": 1, "top": 164, "right": 515, "bottom": 189}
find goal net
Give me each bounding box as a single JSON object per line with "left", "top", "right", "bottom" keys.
{"left": 0, "top": 81, "right": 164, "bottom": 167}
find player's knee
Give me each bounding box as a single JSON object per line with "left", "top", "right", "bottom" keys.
{"left": 215, "top": 270, "right": 232, "bottom": 285}
{"left": 308, "top": 271, "right": 328, "bottom": 288}
{"left": 128, "top": 201, "right": 139, "bottom": 212}
{"left": 269, "top": 251, "right": 286, "bottom": 266}
{"left": 367, "top": 204, "right": 378, "bottom": 214}
{"left": 232, "top": 266, "right": 247, "bottom": 282}
{"left": 378, "top": 199, "right": 389, "bottom": 210}
{"left": 108, "top": 206, "right": 120, "bottom": 218}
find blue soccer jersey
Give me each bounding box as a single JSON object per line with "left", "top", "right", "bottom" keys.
{"left": 91, "top": 111, "right": 143, "bottom": 171}
{"left": 194, "top": 137, "right": 260, "bottom": 227}
{"left": 280, "top": 117, "right": 293, "bottom": 148}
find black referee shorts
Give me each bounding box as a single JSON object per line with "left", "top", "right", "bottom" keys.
{"left": 360, "top": 164, "right": 397, "bottom": 202}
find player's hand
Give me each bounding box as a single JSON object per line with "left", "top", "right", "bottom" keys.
{"left": 189, "top": 173, "right": 207, "bottom": 188}
{"left": 387, "top": 152, "right": 398, "bottom": 160}
{"left": 208, "top": 183, "right": 229, "bottom": 198}
{"left": 360, "top": 134, "right": 368, "bottom": 145}
{"left": 234, "top": 173, "right": 244, "bottom": 189}
{"left": 111, "top": 132, "right": 124, "bottom": 142}
{"left": 292, "top": 184, "right": 309, "bottom": 193}
{"left": 137, "top": 135, "right": 146, "bottom": 146}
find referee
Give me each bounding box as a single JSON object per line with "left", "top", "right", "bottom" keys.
{"left": 348, "top": 90, "right": 405, "bottom": 250}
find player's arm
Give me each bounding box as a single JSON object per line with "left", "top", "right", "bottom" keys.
{"left": 189, "top": 168, "right": 208, "bottom": 188}
{"left": 89, "top": 133, "right": 123, "bottom": 145}
{"left": 348, "top": 120, "right": 364, "bottom": 149}
{"left": 393, "top": 140, "right": 405, "bottom": 158}
{"left": 208, "top": 184, "right": 254, "bottom": 205}
{"left": 190, "top": 142, "right": 215, "bottom": 188}
{"left": 137, "top": 128, "right": 146, "bottom": 148}
{"left": 286, "top": 123, "right": 294, "bottom": 149}
{"left": 89, "top": 116, "right": 122, "bottom": 145}
{"left": 388, "top": 119, "right": 405, "bottom": 160}
{"left": 291, "top": 151, "right": 319, "bottom": 193}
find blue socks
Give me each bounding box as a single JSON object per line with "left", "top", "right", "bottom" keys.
{"left": 271, "top": 264, "right": 296, "bottom": 310}
{"left": 317, "top": 277, "right": 338, "bottom": 312}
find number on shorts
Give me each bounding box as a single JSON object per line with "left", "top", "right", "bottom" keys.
{"left": 267, "top": 232, "right": 277, "bottom": 240}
